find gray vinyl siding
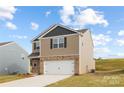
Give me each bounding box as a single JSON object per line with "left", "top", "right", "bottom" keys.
{"left": 43, "top": 26, "right": 76, "bottom": 37}
{"left": 0, "top": 43, "right": 30, "bottom": 74}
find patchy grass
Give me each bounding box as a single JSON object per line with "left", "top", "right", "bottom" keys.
{"left": 0, "top": 74, "right": 33, "bottom": 83}
{"left": 48, "top": 72, "right": 124, "bottom": 87}
{"left": 0, "top": 75, "right": 23, "bottom": 83}
{"left": 48, "top": 58, "right": 124, "bottom": 87}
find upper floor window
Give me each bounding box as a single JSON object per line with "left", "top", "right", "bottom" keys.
{"left": 52, "top": 37, "right": 66, "bottom": 49}
{"left": 59, "top": 37, "right": 64, "bottom": 48}
{"left": 34, "top": 41, "right": 40, "bottom": 50}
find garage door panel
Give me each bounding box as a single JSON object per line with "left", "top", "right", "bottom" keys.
{"left": 44, "top": 62, "right": 60, "bottom": 74}
{"left": 44, "top": 60, "right": 74, "bottom": 75}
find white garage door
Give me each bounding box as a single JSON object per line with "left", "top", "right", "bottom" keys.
{"left": 44, "top": 60, "right": 74, "bottom": 75}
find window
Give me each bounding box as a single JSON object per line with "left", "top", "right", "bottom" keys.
{"left": 53, "top": 37, "right": 65, "bottom": 48}
{"left": 34, "top": 41, "right": 40, "bottom": 50}
{"left": 53, "top": 38, "right": 58, "bottom": 48}
{"left": 59, "top": 37, "right": 64, "bottom": 48}
{"left": 36, "top": 42, "right": 40, "bottom": 49}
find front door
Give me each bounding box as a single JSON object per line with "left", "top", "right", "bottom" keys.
{"left": 31, "top": 58, "right": 40, "bottom": 74}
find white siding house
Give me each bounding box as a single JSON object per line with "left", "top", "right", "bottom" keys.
{"left": 0, "top": 42, "right": 30, "bottom": 74}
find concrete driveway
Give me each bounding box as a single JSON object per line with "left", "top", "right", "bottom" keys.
{"left": 0, "top": 75, "right": 71, "bottom": 87}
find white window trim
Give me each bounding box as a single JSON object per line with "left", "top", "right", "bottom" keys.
{"left": 36, "top": 42, "right": 39, "bottom": 48}
{"left": 53, "top": 37, "right": 64, "bottom": 48}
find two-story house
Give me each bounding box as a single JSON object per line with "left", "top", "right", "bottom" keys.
{"left": 28, "top": 24, "right": 95, "bottom": 75}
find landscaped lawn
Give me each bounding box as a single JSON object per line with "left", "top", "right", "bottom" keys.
{"left": 48, "top": 58, "right": 124, "bottom": 87}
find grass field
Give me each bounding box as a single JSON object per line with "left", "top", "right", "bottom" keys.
{"left": 48, "top": 58, "right": 124, "bottom": 87}
{"left": 96, "top": 58, "right": 124, "bottom": 71}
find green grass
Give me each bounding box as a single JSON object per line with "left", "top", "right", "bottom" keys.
{"left": 0, "top": 75, "right": 23, "bottom": 83}
{"left": 48, "top": 58, "right": 124, "bottom": 87}
{"left": 48, "top": 72, "right": 124, "bottom": 87}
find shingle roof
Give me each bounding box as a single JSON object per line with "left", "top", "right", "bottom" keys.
{"left": 76, "top": 29, "right": 88, "bottom": 33}
{"left": 0, "top": 41, "right": 13, "bottom": 46}
{"left": 32, "top": 24, "right": 88, "bottom": 41}
{"left": 43, "top": 26, "right": 77, "bottom": 37}
{"left": 28, "top": 52, "right": 40, "bottom": 58}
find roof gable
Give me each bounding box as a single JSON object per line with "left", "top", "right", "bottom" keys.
{"left": 43, "top": 26, "right": 77, "bottom": 37}
{"left": 32, "top": 24, "right": 88, "bottom": 41}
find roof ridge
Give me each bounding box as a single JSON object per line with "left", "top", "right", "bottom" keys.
{"left": 32, "top": 24, "right": 77, "bottom": 41}
{"left": 0, "top": 41, "right": 13, "bottom": 46}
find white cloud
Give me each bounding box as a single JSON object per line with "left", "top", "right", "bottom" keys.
{"left": 116, "top": 39, "right": 124, "bottom": 46}
{"left": 59, "top": 6, "right": 108, "bottom": 28}
{"left": 94, "top": 47, "right": 110, "bottom": 54}
{"left": 118, "top": 30, "right": 124, "bottom": 36}
{"left": 45, "top": 11, "right": 51, "bottom": 17}
{"left": 75, "top": 8, "right": 108, "bottom": 27}
{"left": 0, "top": 6, "right": 17, "bottom": 20}
{"left": 9, "top": 35, "right": 28, "bottom": 39}
{"left": 92, "top": 34, "right": 112, "bottom": 46}
{"left": 31, "top": 22, "right": 39, "bottom": 30}
{"left": 6, "top": 22, "right": 17, "bottom": 30}
{"left": 116, "top": 30, "right": 124, "bottom": 46}
{"left": 60, "top": 6, "right": 74, "bottom": 25}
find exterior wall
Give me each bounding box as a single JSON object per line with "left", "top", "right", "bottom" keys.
{"left": 40, "top": 55, "right": 79, "bottom": 75}
{"left": 32, "top": 43, "right": 34, "bottom": 52}
{"left": 40, "top": 34, "right": 79, "bottom": 57}
{"left": 0, "top": 42, "right": 30, "bottom": 75}
{"left": 79, "top": 30, "right": 95, "bottom": 74}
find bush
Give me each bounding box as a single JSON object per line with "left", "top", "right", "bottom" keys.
{"left": 90, "top": 69, "right": 95, "bottom": 73}
{"left": 16, "top": 73, "right": 33, "bottom": 77}
{"left": 10, "top": 71, "right": 18, "bottom": 75}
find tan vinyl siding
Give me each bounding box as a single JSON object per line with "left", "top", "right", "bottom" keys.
{"left": 41, "top": 34, "right": 79, "bottom": 57}
{"left": 79, "top": 30, "right": 95, "bottom": 74}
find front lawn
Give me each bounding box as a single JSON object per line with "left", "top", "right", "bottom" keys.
{"left": 48, "top": 70, "right": 124, "bottom": 87}
{"left": 0, "top": 74, "right": 33, "bottom": 84}
{"left": 48, "top": 58, "right": 124, "bottom": 87}
{"left": 0, "top": 75, "right": 23, "bottom": 83}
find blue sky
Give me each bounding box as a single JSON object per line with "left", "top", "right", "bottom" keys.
{"left": 0, "top": 6, "right": 124, "bottom": 58}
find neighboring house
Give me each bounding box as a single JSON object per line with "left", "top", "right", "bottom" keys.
{"left": 0, "top": 41, "right": 30, "bottom": 74}
{"left": 29, "top": 24, "right": 95, "bottom": 75}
